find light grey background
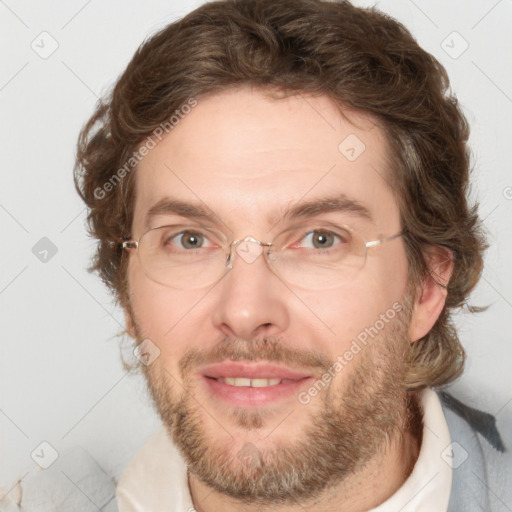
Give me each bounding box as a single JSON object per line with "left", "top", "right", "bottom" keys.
{"left": 1, "top": 0, "right": 511, "bottom": 498}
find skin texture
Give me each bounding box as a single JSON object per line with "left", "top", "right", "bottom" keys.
{"left": 123, "top": 87, "right": 452, "bottom": 512}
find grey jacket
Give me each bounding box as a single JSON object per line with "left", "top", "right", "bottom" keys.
{"left": 441, "top": 392, "right": 509, "bottom": 512}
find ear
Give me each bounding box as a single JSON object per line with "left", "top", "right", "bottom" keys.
{"left": 409, "top": 246, "right": 454, "bottom": 343}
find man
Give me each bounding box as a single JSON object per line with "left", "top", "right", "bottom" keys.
{"left": 74, "top": 0, "right": 508, "bottom": 510}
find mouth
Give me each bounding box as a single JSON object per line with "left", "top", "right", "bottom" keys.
{"left": 198, "top": 361, "right": 315, "bottom": 407}
{"left": 213, "top": 377, "right": 296, "bottom": 387}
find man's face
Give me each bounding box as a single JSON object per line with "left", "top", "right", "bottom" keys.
{"left": 125, "top": 88, "right": 413, "bottom": 501}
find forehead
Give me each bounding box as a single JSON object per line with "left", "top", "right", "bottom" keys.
{"left": 131, "top": 88, "right": 400, "bottom": 235}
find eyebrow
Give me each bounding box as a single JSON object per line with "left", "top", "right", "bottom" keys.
{"left": 143, "top": 193, "right": 373, "bottom": 231}
{"left": 144, "top": 198, "right": 214, "bottom": 230}
{"left": 277, "top": 194, "right": 373, "bottom": 224}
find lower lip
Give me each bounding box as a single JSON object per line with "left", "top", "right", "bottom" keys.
{"left": 201, "top": 376, "right": 314, "bottom": 407}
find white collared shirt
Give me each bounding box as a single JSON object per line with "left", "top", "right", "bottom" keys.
{"left": 116, "top": 388, "right": 452, "bottom": 512}
{"left": 369, "top": 388, "right": 452, "bottom": 511}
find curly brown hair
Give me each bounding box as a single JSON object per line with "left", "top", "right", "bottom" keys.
{"left": 74, "top": 0, "right": 487, "bottom": 390}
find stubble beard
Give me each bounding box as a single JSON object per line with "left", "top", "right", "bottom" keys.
{"left": 137, "top": 294, "right": 414, "bottom": 506}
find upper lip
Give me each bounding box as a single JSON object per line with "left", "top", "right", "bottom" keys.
{"left": 199, "top": 361, "right": 312, "bottom": 380}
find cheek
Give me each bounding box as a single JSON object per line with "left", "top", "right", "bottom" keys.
{"left": 127, "top": 258, "right": 211, "bottom": 362}
{"left": 300, "top": 289, "right": 386, "bottom": 352}
{"left": 301, "top": 260, "right": 408, "bottom": 355}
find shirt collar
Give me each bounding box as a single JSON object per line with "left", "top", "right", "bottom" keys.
{"left": 370, "top": 388, "right": 452, "bottom": 512}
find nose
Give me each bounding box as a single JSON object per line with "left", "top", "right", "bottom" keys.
{"left": 212, "top": 239, "right": 290, "bottom": 340}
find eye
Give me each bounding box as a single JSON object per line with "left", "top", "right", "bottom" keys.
{"left": 300, "top": 229, "right": 344, "bottom": 249}
{"left": 168, "top": 230, "right": 212, "bottom": 250}
{"left": 294, "top": 228, "right": 352, "bottom": 250}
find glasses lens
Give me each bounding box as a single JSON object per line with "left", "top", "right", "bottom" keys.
{"left": 269, "top": 223, "right": 367, "bottom": 289}
{"left": 138, "top": 225, "right": 226, "bottom": 289}
{"left": 135, "top": 223, "right": 368, "bottom": 290}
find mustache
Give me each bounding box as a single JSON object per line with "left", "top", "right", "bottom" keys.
{"left": 178, "top": 336, "right": 333, "bottom": 378}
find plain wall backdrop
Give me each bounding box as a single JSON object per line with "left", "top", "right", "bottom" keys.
{"left": 1, "top": 0, "right": 511, "bottom": 494}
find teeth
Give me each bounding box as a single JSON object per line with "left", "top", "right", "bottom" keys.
{"left": 251, "top": 378, "right": 281, "bottom": 387}
{"left": 219, "top": 377, "right": 282, "bottom": 387}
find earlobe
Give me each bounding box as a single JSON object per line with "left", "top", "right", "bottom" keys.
{"left": 409, "top": 246, "right": 454, "bottom": 343}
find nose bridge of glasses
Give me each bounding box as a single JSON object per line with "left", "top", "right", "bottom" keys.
{"left": 227, "top": 236, "right": 271, "bottom": 268}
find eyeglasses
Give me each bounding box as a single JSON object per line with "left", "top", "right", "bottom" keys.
{"left": 121, "top": 222, "right": 404, "bottom": 290}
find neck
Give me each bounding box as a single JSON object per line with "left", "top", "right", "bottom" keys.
{"left": 188, "top": 393, "right": 422, "bottom": 512}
